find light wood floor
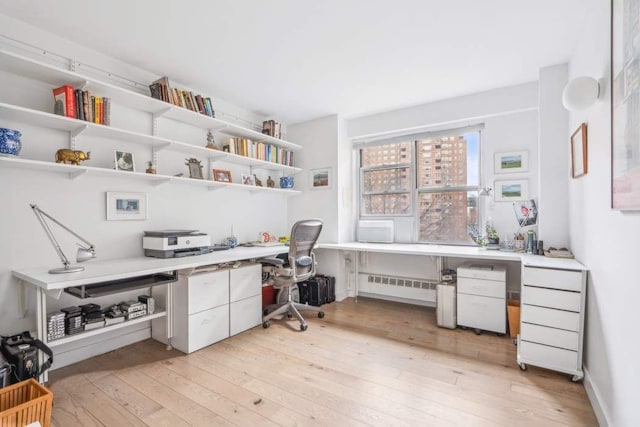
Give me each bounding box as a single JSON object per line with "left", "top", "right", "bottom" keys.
{"left": 48, "top": 297, "right": 597, "bottom": 426}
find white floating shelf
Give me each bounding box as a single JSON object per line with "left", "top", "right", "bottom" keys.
{"left": 47, "top": 310, "right": 167, "bottom": 347}
{"left": 0, "top": 50, "right": 302, "bottom": 152}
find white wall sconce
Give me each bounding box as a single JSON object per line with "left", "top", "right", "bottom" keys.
{"left": 562, "top": 76, "right": 600, "bottom": 111}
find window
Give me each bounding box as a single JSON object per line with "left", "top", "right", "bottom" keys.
{"left": 358, "top": 128, "right": 481, "bottom": 244}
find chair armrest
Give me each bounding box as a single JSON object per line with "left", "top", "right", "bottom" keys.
{"left": 260, "top": 257, "right": 285, "bottom": 266}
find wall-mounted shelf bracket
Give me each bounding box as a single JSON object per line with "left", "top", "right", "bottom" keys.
{"left": 152, "top": 177, "right": 172, "bottom": 187}
{"left": 71, "top": 124, "right": 88, "bottom": 139}
{"left": 208, "top": 186, "right": 225, "bottom": 192}
{"left": 69, "top": 168, "right": 88, "bottom": 179}
{"left": 153, "top": 141, "right": 171, "bottom": 152}
{"left": 153, "top": 107, "right": 172, "bottom": 120}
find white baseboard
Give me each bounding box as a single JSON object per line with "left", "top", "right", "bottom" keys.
{"left": 358, "top": 292, "right": 435, "bottom": 307}
{"left": 584, "top": 367, "right": 610, "bottom": 427}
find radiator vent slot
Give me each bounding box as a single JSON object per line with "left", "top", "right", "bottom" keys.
{"left": 367, "top": 275, "right": 437, "bottom": 290}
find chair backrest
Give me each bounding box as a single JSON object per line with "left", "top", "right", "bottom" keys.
{"left": 288, "top": 219, "right": 323, "bottom": 283}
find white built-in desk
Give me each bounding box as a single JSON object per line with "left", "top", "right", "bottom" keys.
{"left": 13, "top": 245, "right": 289, "bottom": 380}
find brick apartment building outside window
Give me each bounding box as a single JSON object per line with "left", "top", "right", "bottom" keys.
{"left": 359, "top": 129, "right": 480, "bottom": 244}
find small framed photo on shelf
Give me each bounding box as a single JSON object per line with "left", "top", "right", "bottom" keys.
{"left": 185, "top": 158, "right": 204, "bottom": 179}
{"left": 310, "top": 167, "right": 332, "bottom": 190}
{"left": 571, "top": 123, "right": 587, "bottom": 178}
{"left": 241, "top": 174, "right": 255, "bottom": 186}
{"left": 494, "top": 179, "right": 529, "bottom": 202}
{"left": 106, "top": 192, "right": 147, "bottom": 220}
{"left": 213, "top": 169, "right": 232, "bottom": 183}
{"left": 114, "top": 150, "right": 135, "bottom": 172}
{"left": 494, "top": 150, "right": 528, "bottom": 174}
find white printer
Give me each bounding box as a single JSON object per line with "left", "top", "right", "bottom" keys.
{"left": 143, "top": 230, "right": 212, "bottom": 258}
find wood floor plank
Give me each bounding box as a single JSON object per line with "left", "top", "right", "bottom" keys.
{"left": 47, "top": 297, "right": 597, "bottom": 426}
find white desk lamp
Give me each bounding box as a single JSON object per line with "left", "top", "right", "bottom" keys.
{"left": 30, "top": 204, "right": 96, "bottom": 274}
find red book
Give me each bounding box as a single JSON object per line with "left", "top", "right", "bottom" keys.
{"left": 52, "top": 85, "right": 76, "bottom": 118}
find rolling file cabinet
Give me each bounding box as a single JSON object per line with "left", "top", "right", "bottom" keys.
{"left": 517, "top": 256, "right": 587, "bottom": 381}
{"left": 456, "top": 263, "right": 506, "bottom": 334}
{"left": 152, "top": 263, "right": 262, "bottom": 353}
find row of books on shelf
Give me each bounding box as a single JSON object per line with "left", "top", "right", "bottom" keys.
{"left": 222, "top": 137, "right": 294, "bottom": 166}
{"left": 53, "top": 85, "right": 111, "bottom": 125}
{"left": 262, "top": 119, "right": 283, "bottom": 139}
{"left": 149, "top": 77, "right": 215, "bottom": 117}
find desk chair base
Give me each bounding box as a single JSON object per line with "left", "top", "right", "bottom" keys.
{"left": 263, "top": 299, "right": 324, "bottom": 331}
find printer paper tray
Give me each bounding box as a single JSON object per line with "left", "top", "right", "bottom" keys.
{"left": 64, "top": 271, "right": 177, "bottom": 299}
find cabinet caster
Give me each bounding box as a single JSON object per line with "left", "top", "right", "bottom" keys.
{"left": 300, "top": 323, "right": 308, "bottom": 331}
{"left": 570, "top": 375, "right": 583, "bottom": 383}
{"left": 474, "top": 329, "right": 482, "bottom": 335}
{"left": 518, "top": 363, "right": 527, "bottom": 371}
{"left": 318, "top": 311, "right": 325, "bottom": 319}
{"left": 262, "top": 321, "right": 271, "bottom": 329}
{"left": 263, "top": 308, "right": 269, "bottom": 316}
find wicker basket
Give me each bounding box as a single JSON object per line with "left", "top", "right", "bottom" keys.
{"left": 0, "top": 378, "right": 52, "bottom": 427}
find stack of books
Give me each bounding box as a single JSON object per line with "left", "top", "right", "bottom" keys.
{"left": 53, "top": 85, "right": 110, "bottom": 125}
{"left": 149, "top": 77, "right": 215, "bottom": 117}
{"left": 222, "top": 137, "right": 293, "bottom": 166}
{"left": 61, "top": 306, "right": 83, "bottom": 336}
{"left": 47, "top": 312, "right": 65, "bottom": 341}
{"left": 262, "top": 120, "right": 283, "bottom": 139}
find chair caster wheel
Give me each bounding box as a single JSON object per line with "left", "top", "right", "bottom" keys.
{"left": 318, "top": 311, "right": 325, "bottom": 319}
{"left": 518, "top": 363, "right": 527, "bottom": 371}
{"left": 300, "top": 323, "right": 308, "bottom": 331}
{"left": 262, "top": 321, "right": 271, "bottom": 329}
{"left": 474, "top": 329, "right": 482, "bottom": 335}
{"left": 287, "top": 312, "right": 293, "bottom": 319}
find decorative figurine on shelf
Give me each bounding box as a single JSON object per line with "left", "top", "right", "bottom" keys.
{"left": 205, "top": 130, "right": 217, "bottom": 150}
{"left": 266, "top": 176, "right": 275, "bottom": 188}
{"left": 55, "top": 149, "right": 91, "bottom": 165}
{"left": 145, "top": 161, "right": 156, "bottom": 174}
{"left": 185, "top": 158, "right": 204, "bottom": 179}
{"left": 255, "top": 175, "right": 263, "bottom": 187}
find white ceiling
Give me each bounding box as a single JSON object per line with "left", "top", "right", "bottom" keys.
{"left": 0, "top": 0, "right": 588, "bottom": 124}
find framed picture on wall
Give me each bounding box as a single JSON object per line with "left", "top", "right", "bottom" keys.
{"left": 106, "top": 192, "right": 147, "bottom": 220}
{"left": 612, "top": 0, "right": 640, "bottom": 209}
{"left": 310, "top": 167, "right": 332, "bottom": 189}
{"left": 494, "top": 179, "right": 529, "bottom": 202}
{"left": 571, "top": 123, "right": 588, "bottom": 178}
{"left": 494, "top": 150, "right": 529, "bottom": 174}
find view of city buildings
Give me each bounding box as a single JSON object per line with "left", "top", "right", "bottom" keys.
{"left": 361, "top": 135, "right": 477, "bottom": 243}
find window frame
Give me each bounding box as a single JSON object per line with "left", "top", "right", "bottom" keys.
{"left": 357, "top": 125, "right": 483, "bottom": 245}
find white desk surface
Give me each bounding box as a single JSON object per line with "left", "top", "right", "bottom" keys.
{"left": 13, "top": 245, "right": 289, "bottom": 291}
{"left": 317, "top": 242, "right": 587, "bottom": 270}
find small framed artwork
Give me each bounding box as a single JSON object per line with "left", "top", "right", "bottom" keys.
{"left": 571, "top": 123, "right": 588, "bottom": 178}
{"left": 310, "top": 167, "right": 332, "bottom": 190}
{"left": 494, "top": 150, "right": 528, "bottom": 174}
{"left": 115, "top": 151, "right": 135, "bottom": 172}
{"left": 241, "top": 174, "right": 255, "bottom": 185}
{"left": 494, "top": 179, "right": 529, "bottom": 202}
{"left": 185, "top": 158, "right": 204, "bottom": 179}
{"left": 106, "top": 192, "right": 147, "bottom": 220}
{"left": 213, "top": 169, "right": 232, "bottom": 183}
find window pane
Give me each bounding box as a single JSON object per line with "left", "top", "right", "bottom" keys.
{"left": 363, "top": 167, "right": 411, "bottom": 193}
{"left": 364, "top": 193, "right": 411, "bottom": 215}
{"left": 417, "top": 132, "right": 479, "bottom": 188}
{"left": 418, "top": 191, "right": 478, "bottom": 243}
{"left": 361, "top": 141, "right": 411, "bottom": 167}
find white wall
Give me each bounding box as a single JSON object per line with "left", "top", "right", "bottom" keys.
{"left": 0, "top": 15, "right": 290, "bottom": 366}
{"left": 568, "top": 1, "right": 640, "bottom": 425}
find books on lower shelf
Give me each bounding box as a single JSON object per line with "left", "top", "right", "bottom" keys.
{"left": 52, "top": 85, "right": 111, "bottom": 125}
{"left": 222, "top": 137, "right": 294, "bottom": 166}
{"left": 149, "top": 76, "right": 215, "bottom": 117}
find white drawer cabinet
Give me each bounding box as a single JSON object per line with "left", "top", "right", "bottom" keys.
{"left": 518, "top": 260, "right": 587, "bottom": 381}
{"left": 153, "top": 263, "right": 262, "bottom": 353}
{"left": 456, "top": 264, "right": 506, "bottom": 334}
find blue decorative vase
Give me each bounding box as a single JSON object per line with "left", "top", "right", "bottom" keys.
{"left": 0, "top": 128, "right": 22, "bottom": 156}
{"left": 280, "top": 176, "right": 294, "bottom": 189}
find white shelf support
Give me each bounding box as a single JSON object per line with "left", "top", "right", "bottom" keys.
{"left": 69, "top": 168, "right": 88, "bottom": 179}
{"left": 153, "top": 107, "right": 172, "bottom": 120}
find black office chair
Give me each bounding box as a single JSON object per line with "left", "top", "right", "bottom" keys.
{"left": 261, "top": 219, "right": 324, "bottom": 331}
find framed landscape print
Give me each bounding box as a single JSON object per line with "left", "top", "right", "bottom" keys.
{"left": 494, "top": 179, "right": 529, "bottom": 202}
{"left": 612, "top": 0, "right": 640, "bottom": 209}
{"left": 571, "top": 123, "right": 588, "bottom": 178}
{"left": 494, "top": 150, "right": 528, "bottom": 174}
{"left": 310, "top": 167, "right": 332, "bottom": 189}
